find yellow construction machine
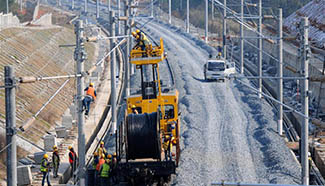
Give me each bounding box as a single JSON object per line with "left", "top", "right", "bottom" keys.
{"left": 116, "top": 38, "right": 180, "bottom": 184}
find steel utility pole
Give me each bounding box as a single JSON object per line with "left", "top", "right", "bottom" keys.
{"left": 72, "top": 0, "right": 75, "bottom": 9}
{"left": 20, "top": 0, "right": 22, "bottom": 12}
{"left": 186, "top": 0, "right": 189, "bottom": 33}
{"left": 108, "top": 0, "right": 111, "bottom": 11}
{"left": 301, "top": 17, "right": 310, "bottom": 186}
{"left": 169, "top": 0, "right": 171, "bottom": 24}
{"left": 240, "top": 0, "right": 244, "bottom": 74}
{"left": 74, "top": 20, "right": 86, "bottom": 186}
{"left": 5, "top": 66, "right": 17, "bottom": 186}
{"left": 126, "top": 0, "right": 132, "bottom": 95}
{"left": 84, "top": 0, "right": 87, "bottom": 13}
{"left": 257, "top": 0, "right": 262, "bottom": 98}
{"left": 205, "top": 0, "right": 208, "bottom": 43}
{"left": 223, "top": 0, "right": 227, "bottom": 59}
{"left": 96, "top": 0, "right": 99, "bottom": 18}
{"left": 277, "top": 8, "right": 283, "bottom": 135}
{"left": 129, "top": 0, "right": 134, "bottom": 76}
{"left": 118, "top": 0, "right": 121, "bottom": 35}
{"left": 110, "top": 11, "right": 117, "bottom": 133}
{"left": 211, "top": 0, "right": 214, "bottom": 20}
{"left": 151, "top": 0, "right": 154, "bottom": 17}
{"left": 58, "top": 0, "right": 61, "bottom": 6}
{"left": 6, "top": 0, "right": 9, "bottom": 14}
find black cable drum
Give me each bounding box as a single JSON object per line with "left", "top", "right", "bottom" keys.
{"left": 126, "top": 112, "right": 161, "bottom": 160}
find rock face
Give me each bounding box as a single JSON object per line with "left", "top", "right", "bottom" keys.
{"left": 0, "top": 26, "right": 96, "bottom": 150}
{"left": 284, "top": 0, "right": 325, "bottom": 48}
{"left": 0, "top": 13, "right": 20, "bottom": 28}
{"left": 0, "top": 27, "right": 76, "bottom": 144}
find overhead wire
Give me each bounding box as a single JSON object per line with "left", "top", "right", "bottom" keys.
{"left": 0, "top": 142, "right": 12, "bottom": 154}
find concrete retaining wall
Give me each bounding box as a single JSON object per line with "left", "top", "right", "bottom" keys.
{"left": 0, "top": 13, "right": 20, "bottom": 28}
{"left": 32, "top": 13, "right": 52, "bottom": 26}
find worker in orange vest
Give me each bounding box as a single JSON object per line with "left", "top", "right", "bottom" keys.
{"left": 68, "top": 146, "right": 78, "bottom": 180}
{"left": 96, "top": 154, "right": 106, "bottom": 173}
{"left": 83, "top": 82, "right": 97, "bottom": 116}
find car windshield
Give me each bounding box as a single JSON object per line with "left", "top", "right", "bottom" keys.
{"left": 207, "top": 62, "right": 225, "bottom": 71}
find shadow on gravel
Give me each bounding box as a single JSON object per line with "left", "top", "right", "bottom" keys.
{"left": 233, "top": 80, "right": 300, "bottom": 183}
{"left": 192, "top": 76, "right": 208, "bottom": 83}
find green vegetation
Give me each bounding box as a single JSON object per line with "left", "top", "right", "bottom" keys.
{"left": 261, "top": 0, "right": 312, "bottom": 17}
{"left": 0, "top": 0, "right": 14, "bottom": 14}
{"left": 160, "top": 0, "right": 312, "bottom": 34}
{"left": 0, "top": 0, "right": 34, "bottom": 22}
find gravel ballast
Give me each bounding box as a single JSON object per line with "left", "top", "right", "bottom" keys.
{"left": 133, "top": 19, "right": 302, "bottom": 186}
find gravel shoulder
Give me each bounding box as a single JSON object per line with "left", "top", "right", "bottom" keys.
{"left": 139, "top": 19, "right": 301, "bottom": 186}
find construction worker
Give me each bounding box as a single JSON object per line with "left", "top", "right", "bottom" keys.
{"left": 111, "top": 152, "right": 117, "bottom": 169}
{"left": 132, "top": 31, "right": 144, "bottom": 50}
{"left": 92, "top": 152, "right": 99, "bottom": 169}
{"left": 163, "top": 135, "right": 171, "bottom": 161}
{"left": 96, "top": 154, "right": 106, "bottom": 173}
{"left": 133, "top": 29, "right": 152, "bottom": 55}
{"left": 217, "top": 46, "right": 222, "bottom": 59}
{"left": 111, "top": 152, "right": 118, "bottom": 184}
{"left": 52, "top": 145, "right": 60, "bottom": 178}
{"left": 131, "top": 105, "right": 138, "bottom": 114}
{"left": 97, "top": 141, "right": 107, "bottom": 158}
{"left": 40, "top": 154, "right": 51, "bottom": 186}
{"left": 68, "top": 146, "right": 78, "bottom": 179}
{"left": 308, "top": 152, "right": 312, "bottom": 173}
{"left": 92, "top": 152, "right": 99, "bottom": 186}
{"left": 107, "top": 154, "right": 112, "bottom": 161}
{"left": 99, "top": 158, "right": 111, "bottom": 186}
{"left": 83, "top": 82, "right": 97, "bottom": 116}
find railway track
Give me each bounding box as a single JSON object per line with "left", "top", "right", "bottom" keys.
{"left": 144, "top": 29, "right": 175, "bottom": 87}
{"left": 85, "top": 25, "right": 126, "bottom": 168}
{"left": 230, "top": 50, "right": 325, "bottom": 186}
{"left": 84, "top": 19, "right": 177, "bottom": 182}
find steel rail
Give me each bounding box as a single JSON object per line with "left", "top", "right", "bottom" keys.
{"left": 85, "top": 24, "right": 126, "bottom": 168}
{"left": 230, "top": 46, "right": 298, "bottom": 141}
{"left": 231, "top": 49, "right": 324, "bottom": 185}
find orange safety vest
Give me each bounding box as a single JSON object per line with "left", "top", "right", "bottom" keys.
{"left": 96, "top": 158, "right": 105, "bottom": 171}
{"left": 69, "top": 151, "right": 75, "bottom": 164}
{"left": 86, "top": 87, "right": 96, "bottom": 100}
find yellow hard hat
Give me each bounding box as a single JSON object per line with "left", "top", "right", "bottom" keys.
{"left": 136, "top": 29, "right": 140, "bottom": 34}
{"left": 43, "top": 154, "right": 49, "bottom": 159}
{"left": 89, "top": 82, "right": 94, "bottom": 87}
{"left": 136, "top": 35, "right": 140, "bottom": 40}
{"left": 93, "top": 152, "right": 98, "bottom": 156}
{"left": 53, "top": 145, "right": 57, "bottom": 149}
{"left": 101, "top": 154, "right": 105, "bottom": 159}
{"left": 165, "top": 135, "right": 170, "bottom": 139}
{"left": 107, "top": 154, "right": 112, "bottom": 159}
{"left": 68, "top": 146, "right": 72, "bottom": 150}
{"left": 132, "top": 31, "right": 137, "bottom": 37}
{"left": 105, "top": 159, "right": 110, "bottom": 163}
{"left": 113, "top": 152, "right": 117, "bottom": 157}
{"left": 100, "top": 141, "right": 104, "bottom": 145}
{"left": 131, "top": 105, "right": 136, "bottom": 109}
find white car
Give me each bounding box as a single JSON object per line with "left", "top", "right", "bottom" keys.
{"left": 203, "top": 59, "right": 236, "bottom": 82}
